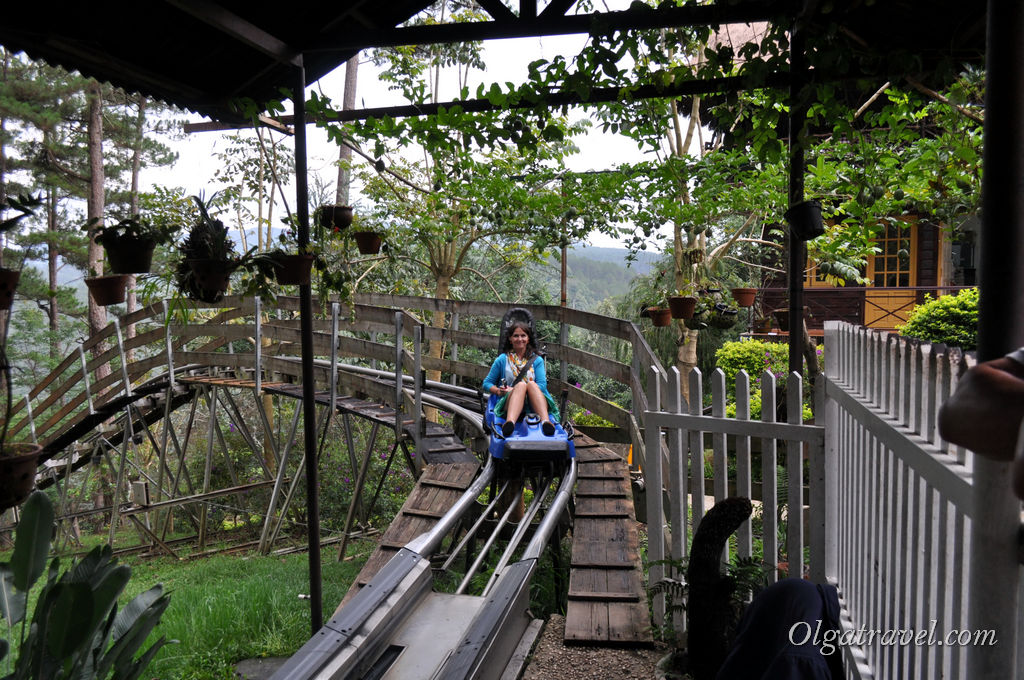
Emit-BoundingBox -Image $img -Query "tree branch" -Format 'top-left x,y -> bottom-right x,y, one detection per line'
460,265 -> 505,300
905,76 -> 985,124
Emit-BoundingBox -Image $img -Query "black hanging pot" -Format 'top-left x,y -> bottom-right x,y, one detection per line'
785,199 -> 825,241
316,205 -> 354,231
104,234 -> 157,274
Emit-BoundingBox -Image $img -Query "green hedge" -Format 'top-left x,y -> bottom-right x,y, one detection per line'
714,340 -> 790,392
898,287 -> 978,351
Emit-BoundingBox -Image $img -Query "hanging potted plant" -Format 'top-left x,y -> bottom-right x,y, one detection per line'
649,306 -> 673,327
710,302 -> 740,329
667,283 -> 700,319
265,226 -> 319,286
174,194 -> 247,303
84,269 -> 130,306
0,191 -> 43,510
352,230 -> 383,255
83,213 -> 178,274
0,193 -> 42,311
730,287 -> 757,308
316,204 -> 354,232
785,198 -> 825,241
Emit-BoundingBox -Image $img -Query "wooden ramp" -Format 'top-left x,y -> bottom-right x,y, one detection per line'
337,460 -> 480,611
265,387 -> 479,466
564,436 -> 652,645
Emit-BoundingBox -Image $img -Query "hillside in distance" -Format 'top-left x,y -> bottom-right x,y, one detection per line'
535,246 -> 660,312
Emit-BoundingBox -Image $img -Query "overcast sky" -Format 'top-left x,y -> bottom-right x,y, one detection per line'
144,30 -> 664,250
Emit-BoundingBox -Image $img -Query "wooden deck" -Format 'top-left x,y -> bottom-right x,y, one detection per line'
336,460 -> 480,612
564,436 -> 652,645
264,387 -> 479,466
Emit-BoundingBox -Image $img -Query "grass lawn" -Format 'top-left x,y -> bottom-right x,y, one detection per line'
115,541 -> 372,680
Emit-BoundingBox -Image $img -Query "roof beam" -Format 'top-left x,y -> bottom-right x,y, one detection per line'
539,0 -> 579,20
307,1 -> 782,52
165,0 -> 302,66
475,0 -> 517,22
184,70 -> 789,133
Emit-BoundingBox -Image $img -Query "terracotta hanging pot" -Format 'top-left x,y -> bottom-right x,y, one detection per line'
317,205 -> 354,231
0,443 -> 43,512
272,253 -> 315,285
650,307 -> 672,327
730,287 -> 757,308
667,295 -> 698,319
104,234 -> 157,274
85,274 -> 130,306
352,231 -> 383,255
0,268 -> 20,310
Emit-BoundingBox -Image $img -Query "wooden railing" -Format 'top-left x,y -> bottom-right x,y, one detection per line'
9,294 -> 661,474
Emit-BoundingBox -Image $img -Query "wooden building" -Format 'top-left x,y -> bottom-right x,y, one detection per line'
759,215 -> 972,332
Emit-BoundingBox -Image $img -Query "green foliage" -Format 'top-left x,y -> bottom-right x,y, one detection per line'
723,389 -> 813,422
570,405 -> 616,428
0,491 -> 170,680
114,546 -> 368,680
714,340 -> 790,392
716,340 -> 820,421
898,287 -> 978,350
0,194 -> 42,235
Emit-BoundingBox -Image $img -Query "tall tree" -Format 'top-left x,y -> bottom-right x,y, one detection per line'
85,79 -> 106,339
309,1 -> 623,384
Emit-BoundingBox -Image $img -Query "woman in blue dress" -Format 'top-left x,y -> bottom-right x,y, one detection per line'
483,321 -> 559,437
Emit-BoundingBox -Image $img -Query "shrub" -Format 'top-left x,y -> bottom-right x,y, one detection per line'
714,340 -> 790,392
898,287 -> 978,351
724,390 -> 814,422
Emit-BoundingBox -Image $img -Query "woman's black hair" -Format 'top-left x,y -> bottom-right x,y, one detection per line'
501,321 -> 537,355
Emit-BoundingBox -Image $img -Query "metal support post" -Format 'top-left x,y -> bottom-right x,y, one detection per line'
254,296 -> 262,394
968,2 -> 1024,676
293,61 -> 323,633
79,347 -> 94,414
787,19 -> 807,377
394,312 -> 404,437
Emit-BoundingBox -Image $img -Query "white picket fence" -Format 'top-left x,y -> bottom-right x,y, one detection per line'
643,320 -> 1022,679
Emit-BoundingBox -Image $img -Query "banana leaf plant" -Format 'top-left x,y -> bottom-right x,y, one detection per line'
0,491 -> 172,679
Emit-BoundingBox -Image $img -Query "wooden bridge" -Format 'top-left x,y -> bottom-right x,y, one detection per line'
3,294 -> 659,648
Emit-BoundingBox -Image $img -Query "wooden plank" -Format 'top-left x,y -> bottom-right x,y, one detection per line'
338,459 -> 479,610
607,602 -> 652,644
572,518 -> 634,543
400,507 -> 447,520
566,442 -> 650,645
567,591 -> 641,602
564,601 -> 606,643
569,567 -> 643,596
571,545 -> 638,568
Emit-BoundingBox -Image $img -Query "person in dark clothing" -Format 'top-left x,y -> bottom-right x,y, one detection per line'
715,578 -> 845,680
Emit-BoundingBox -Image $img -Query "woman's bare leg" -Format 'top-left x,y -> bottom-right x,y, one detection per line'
504,381 -> 529,424
525,381 -> 549,420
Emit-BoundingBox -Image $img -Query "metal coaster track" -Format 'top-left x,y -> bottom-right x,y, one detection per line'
4,294 -> 659,674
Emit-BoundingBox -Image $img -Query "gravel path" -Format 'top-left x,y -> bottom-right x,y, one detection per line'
522,614 -> 668,680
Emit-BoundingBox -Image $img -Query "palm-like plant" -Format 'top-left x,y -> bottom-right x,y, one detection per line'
174,194 -> 239,302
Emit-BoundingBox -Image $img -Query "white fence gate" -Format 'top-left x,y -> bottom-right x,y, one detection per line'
643,320 -> 1022,679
